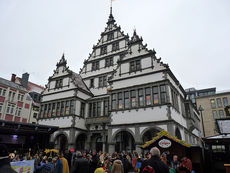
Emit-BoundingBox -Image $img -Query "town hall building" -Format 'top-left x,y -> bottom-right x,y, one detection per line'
38,9 -> 201,153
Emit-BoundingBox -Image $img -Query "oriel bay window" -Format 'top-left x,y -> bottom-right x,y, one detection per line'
48,104 -> 51,117
65,101 -> 70,115
145,88 -> 151,106
104,100 -> 109,116
70,100 -> 75,114
112,94 -> 117,110
153,86 -> 159,104
51,103 -> 56,117
97,102 -> 101,116
80,102 -> 85,117
44,105 -> 47,118
93,103 -> 97,117
160,85 -> 167,104
56,103 -> 60,116
60,102 -> 64,116
124,91 -> 130,108
138,89 -> 144,107
118,92 -> 123,109
131,90 -> 137,107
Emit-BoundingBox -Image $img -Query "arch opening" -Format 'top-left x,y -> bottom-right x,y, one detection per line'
76,133 -> 87,152
142,128 -> 160,143
55,134 -> 68,153
115,131 -> 135,153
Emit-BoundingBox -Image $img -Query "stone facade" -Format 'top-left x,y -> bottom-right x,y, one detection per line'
196,91 -> 230,137
38,11 -> 201,153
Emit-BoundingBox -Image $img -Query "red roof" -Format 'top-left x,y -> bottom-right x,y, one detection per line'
16,77 -> 44,93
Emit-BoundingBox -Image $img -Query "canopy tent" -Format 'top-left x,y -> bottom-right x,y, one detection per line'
141,130 -> 191,159
141,130 -> 191,149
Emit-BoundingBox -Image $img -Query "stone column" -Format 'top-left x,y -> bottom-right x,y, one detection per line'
86,134 -> 91,150
108,143 -> 115,153
135,142 -> 143,155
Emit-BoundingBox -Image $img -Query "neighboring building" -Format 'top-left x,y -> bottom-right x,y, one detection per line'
14,73 -> 44,123
38,10 -> 201,153
196,91 -> 230,137
185,87 -> 216,105
0,77 -> 32,123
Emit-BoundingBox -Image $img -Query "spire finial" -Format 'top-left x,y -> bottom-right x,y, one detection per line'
110,0 -> 114,15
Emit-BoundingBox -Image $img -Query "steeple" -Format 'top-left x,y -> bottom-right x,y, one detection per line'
56,53 -> 67,67
107,0 -> 115,25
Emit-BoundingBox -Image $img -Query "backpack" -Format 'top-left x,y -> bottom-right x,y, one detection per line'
142,165 -> 155,173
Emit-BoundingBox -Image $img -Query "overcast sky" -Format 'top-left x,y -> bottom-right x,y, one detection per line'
0,0 -> 229,91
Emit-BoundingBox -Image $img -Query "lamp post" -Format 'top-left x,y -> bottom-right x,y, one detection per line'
199,105 -> 205,138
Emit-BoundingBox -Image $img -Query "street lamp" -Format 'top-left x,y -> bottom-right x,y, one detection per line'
199,105 -> 205,138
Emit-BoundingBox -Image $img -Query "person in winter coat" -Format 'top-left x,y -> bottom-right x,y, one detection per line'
0,144 -> 17,173
53,155 -> 63,173
121,154 -> 131,173
145,147 -> 169,173
70,151 -> 90,173
41,157 -> 55,173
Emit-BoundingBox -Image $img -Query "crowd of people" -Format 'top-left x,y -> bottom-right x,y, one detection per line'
0,144 -> 195,173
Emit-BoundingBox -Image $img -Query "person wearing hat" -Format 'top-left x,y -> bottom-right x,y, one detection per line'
0,144 -> 17,173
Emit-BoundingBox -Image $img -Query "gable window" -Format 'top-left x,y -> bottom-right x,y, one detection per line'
105,57 -> 113,67
90,78 -> 94,88
145,88 -> 151,106
55,79 -> 63,88
217,98 -> 222,108
223,97 -> 228,107
112,42 -> 119,51
118,92 -> 123,109
138,89 -> 144,106
130,60 -> 141,72
210,99 -> 216,109
99,76 -> 107,87
100,46 -> 107,55
131,90 -> 137,107
92,61 -> 100,71
112,94 -> 117,110
153,86 -> 159,104
160,85 -> 167,104
107,32 -> 114,41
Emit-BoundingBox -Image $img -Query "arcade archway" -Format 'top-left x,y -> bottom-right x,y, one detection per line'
55,134 -> 68,152
76,133 -> 87,152
115,131 -> 135,152
142,128 -> 160,143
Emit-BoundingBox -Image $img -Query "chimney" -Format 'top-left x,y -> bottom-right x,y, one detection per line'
22,72 -> 29,88
11,74 -> 16,82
